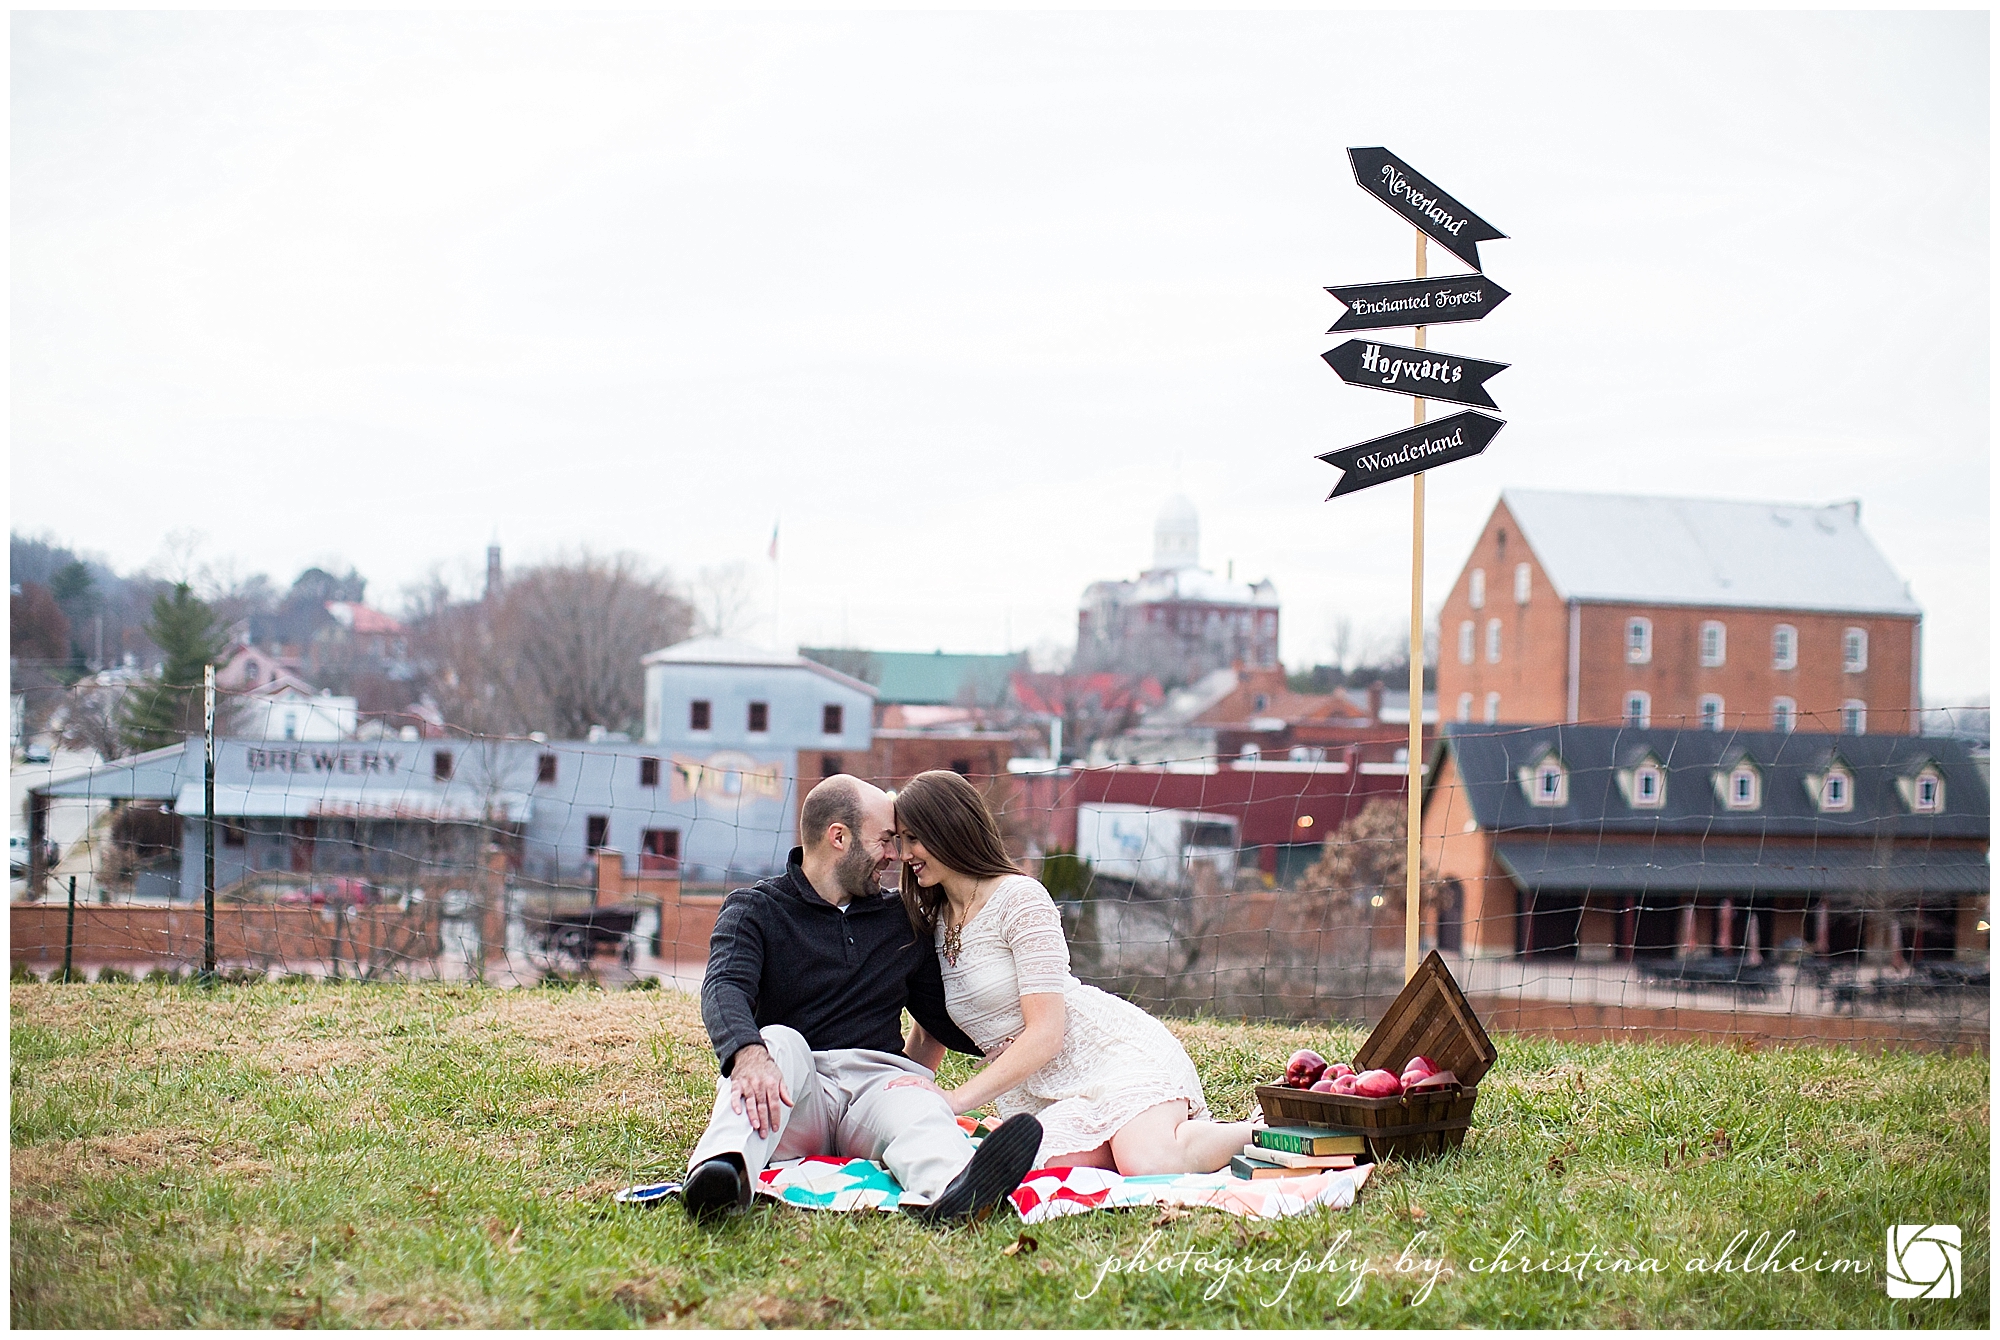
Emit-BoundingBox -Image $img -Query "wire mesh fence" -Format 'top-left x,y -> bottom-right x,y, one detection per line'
10,680 -> 1990,1051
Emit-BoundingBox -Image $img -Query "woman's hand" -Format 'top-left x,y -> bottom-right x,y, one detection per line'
933,994 -> 1064,1116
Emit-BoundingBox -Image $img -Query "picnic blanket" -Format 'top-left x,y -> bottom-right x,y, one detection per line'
752,1156 -> 1371,1222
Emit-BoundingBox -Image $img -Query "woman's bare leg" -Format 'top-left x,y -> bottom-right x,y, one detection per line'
1049,1141 -> 1117,1170
1108,1101 -> 1257,1175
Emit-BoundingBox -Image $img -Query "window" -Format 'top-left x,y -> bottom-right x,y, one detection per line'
243,658 -> 259,682
1485,619 -> 1502,664
1633,764 -> 1664,808
639,756 -> 660,787
1483,691 -> 1501,724
690,700 -> 711,731
822,703 -> 844,735
820,754 -> 842,779
1626,617 -> 1652,664
1253,693 -> 1270,713
1624,691 -> 1650,728
1771,698 -> 1795,734
586,815 -> 610,852
747,701 -> 769,733
1904,768 -> 1945,814
640,828 -> 680,873
1514,562 -> 1532,605
1699,621 -> 1726,667
1239,743 -> 1261,763
1719,765 -> 1760,810
1772,624 -> 1797,670
282,711 -> 298,742
1469,567 -> 1485,609
1813,767 -> 1853,813
433,750 -> 454,782
1527,758 -> 1567,807
1456,692 -> 1472,723
1842,627 -> 1868,672
1842,700 -> 1866,735
1699,695 -> 1724,731
537,753 -> 557,784
1458,621 -> 1474,665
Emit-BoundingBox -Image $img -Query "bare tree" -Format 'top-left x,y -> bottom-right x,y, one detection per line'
408,550 -> 694,739
688,562 -> 762,640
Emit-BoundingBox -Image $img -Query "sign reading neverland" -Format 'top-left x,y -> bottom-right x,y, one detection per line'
1346,146 -> 1506,272
1316,410 -> 1505,498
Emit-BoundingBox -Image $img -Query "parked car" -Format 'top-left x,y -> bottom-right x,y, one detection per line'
22,741 -> 52,764
9,833 -> 29,878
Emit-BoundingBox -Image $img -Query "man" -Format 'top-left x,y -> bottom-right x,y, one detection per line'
683,773 -> 1042,1225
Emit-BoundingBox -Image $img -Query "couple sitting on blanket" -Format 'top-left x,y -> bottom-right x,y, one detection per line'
682,769 -> 1257,1225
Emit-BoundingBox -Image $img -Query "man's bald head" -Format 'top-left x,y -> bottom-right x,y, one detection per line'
801,774 -> 885,853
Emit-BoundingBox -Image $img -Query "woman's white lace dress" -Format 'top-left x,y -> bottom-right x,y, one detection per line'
939,874 -> 1211,1163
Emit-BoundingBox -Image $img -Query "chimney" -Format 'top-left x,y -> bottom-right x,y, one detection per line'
485,545 -> 503,602
1369,679 -> 1385,723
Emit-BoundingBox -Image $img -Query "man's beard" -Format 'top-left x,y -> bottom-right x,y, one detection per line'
834,841 -> 880,902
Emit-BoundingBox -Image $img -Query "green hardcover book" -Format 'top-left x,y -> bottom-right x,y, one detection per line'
1253,1125 -> 1366,1156
1229,1154 -> 1321,1180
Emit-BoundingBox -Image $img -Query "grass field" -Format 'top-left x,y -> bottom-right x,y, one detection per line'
9,980 -> 1989,1328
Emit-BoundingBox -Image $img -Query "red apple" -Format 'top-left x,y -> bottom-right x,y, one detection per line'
1308,1076 -> 1339,1093
1353,1069 -> 1402,1098
1330,1073 -> 1360,1095
1284,1049 -> 1328,1088
1329,1062 -> 1355,1080
1400,1055 -> 1438,1080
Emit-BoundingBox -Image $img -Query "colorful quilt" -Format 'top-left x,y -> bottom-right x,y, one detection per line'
750,1156 -> 1371,1221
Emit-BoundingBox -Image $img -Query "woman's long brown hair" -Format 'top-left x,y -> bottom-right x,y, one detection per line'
894,769 -> 1022,938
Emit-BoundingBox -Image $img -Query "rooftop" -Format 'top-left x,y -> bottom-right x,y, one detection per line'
1499,489 -> 1921,616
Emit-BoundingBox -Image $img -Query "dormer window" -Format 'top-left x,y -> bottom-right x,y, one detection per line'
1714,759 -> 1761,811
1699,621 -> 1727,667
1898,765 -> 1946,814
1626,617 -> 1652,664
1469,567 -> 1486,609
1615,754 -> 1667,809
1518,751 -> 1568,807
1808,764 -> 1854,813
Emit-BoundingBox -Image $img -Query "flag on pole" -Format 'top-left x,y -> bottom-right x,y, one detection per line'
768,521 -> 779,561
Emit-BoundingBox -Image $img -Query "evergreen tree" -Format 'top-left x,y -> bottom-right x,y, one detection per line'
119,583 -> 227,753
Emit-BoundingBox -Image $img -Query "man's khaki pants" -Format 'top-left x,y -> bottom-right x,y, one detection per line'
686,1025 -> 973,1203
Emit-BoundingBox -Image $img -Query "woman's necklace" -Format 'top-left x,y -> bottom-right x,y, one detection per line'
941,878 -> 992,967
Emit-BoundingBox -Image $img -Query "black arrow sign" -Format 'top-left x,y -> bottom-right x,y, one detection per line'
1319,411 -> 1505,499
1347,147 -> 1506,272
1321,338 -> 1508,410
1327,274 -> 1510,333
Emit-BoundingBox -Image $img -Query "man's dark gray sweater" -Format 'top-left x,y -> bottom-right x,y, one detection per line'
699,847 -> 979,1075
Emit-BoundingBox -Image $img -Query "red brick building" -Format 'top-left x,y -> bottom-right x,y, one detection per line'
1437,492 -> 1922,735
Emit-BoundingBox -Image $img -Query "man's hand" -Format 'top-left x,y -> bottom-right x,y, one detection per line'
728,1044 -> 792,1137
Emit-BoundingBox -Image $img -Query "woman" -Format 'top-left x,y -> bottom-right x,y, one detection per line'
889,769 -> 1254,1175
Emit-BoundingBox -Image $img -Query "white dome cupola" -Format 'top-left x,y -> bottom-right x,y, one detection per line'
1152,494 -> 1200,571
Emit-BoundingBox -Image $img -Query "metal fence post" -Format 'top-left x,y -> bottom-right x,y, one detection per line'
203,664 -> 217,984
62,874 -> 77,981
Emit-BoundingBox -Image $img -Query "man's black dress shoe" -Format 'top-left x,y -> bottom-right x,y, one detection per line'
904,1114 -> 1043,1227
683,1155 -> 751,1224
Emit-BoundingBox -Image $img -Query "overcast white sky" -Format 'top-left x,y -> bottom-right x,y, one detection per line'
10,10 -> 1990,702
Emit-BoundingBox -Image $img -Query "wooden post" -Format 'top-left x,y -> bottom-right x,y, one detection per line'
1405,231 -> 1427,982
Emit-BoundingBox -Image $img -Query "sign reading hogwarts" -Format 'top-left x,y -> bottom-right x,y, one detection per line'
1321,338 -> 1508,411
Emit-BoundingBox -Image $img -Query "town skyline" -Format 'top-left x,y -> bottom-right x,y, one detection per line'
12,10 -> 1988,702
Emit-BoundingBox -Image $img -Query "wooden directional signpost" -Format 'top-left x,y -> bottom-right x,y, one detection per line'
1322,147 -> 1509,981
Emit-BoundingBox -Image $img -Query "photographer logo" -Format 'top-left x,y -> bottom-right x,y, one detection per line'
1886,1225 -> 1959,1299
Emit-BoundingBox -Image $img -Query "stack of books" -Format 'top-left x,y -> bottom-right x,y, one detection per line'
1229,1125 -> 1366,1179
